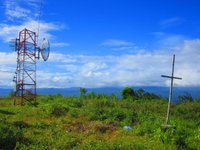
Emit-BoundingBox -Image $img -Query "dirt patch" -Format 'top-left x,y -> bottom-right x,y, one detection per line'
95,122 -> 119,133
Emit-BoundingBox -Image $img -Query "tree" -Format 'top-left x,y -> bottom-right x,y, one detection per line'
143,92 -> 160,99
121,87 -> 135,100
178,93 -> 193,103
136,88 -> 145,98
80,87 -> 87,98
195,96 -> 200,102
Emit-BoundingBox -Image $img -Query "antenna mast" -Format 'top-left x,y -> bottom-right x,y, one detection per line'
13,29 -> 37,105
12,28 -> 50,105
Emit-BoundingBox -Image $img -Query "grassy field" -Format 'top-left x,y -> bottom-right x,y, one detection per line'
0,92 -> 200,149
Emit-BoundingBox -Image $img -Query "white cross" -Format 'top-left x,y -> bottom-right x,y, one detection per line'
161,54 -> 182,126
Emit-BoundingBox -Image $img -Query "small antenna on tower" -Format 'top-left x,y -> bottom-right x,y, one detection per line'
36,0 -> 43,43
9,38 -> 19,51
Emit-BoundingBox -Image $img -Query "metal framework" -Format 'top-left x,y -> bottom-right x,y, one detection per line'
13,28 -> 37,105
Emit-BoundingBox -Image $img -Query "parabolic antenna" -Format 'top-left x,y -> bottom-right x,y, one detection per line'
9,38 -> 19,51
40,38 -> 50,61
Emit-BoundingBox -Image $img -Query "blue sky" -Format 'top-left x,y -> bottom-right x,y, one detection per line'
0,0 -> 200,88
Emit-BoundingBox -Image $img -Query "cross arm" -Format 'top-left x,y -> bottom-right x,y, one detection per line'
161,75 -> 182,80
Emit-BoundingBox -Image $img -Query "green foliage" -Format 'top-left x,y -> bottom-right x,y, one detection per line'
67,97 -> 83,108
195,96 -> 200,102
50,104 -> 69,117
135,88 -> 145,98
143,92 -> 160,99
80,87 -> 87,98
178,93 -> 194,103
174,102 -> 200,120
69,108 -> 79,118
121,87 -> 135,99
121,87 -> 160,100
0,90 -> 200,149
13,121 -> 29,129
112,107 -> 126,122
0,120 -> 29,149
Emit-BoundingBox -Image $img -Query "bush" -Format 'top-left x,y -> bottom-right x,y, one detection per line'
51,104 -> 69,117
121,87 -> 135,100
80,87 -> 87,98
13,121 -> 29,129
129,111 -> 139,124
178,93 -> 193,103
112,108 -> 126,122
67,97 -> 83,108
143,92 -> 160,100
69,108 -> 79,118
0,123 -> 29,149
195,96 -> 200,102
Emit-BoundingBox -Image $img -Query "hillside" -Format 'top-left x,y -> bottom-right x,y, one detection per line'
0,92 -> 200,149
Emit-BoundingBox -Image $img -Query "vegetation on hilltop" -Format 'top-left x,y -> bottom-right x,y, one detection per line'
0,87 -> 200,149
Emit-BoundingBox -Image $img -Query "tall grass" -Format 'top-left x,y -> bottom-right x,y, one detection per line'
0,92 -> 200,149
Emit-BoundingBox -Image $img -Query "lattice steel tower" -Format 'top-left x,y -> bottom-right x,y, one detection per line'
13,28 -> 50,105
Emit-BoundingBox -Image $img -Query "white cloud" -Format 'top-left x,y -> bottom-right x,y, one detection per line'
0,0 -> 66,43
175,68 -> 200,86
48,53 -> 78,63
0,52 -> 16,65
6,6 -> 31,19
47,39 -> 200,88
0,52 -> 16,88
51,42 -> 70,47
158,35 -> 187,48
151,32 -> 165,37
159,17 -> 183,28
102,39 -> 135,47
4,0 -> 40,20
1,39 -> 200,88
0,19 -> 62,42
36,71 -> 73,88
26,0 -> 41,8
101,39 -> 136,52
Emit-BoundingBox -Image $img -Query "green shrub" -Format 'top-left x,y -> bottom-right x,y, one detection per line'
67,97 -> 83,108
75,139 -> 147,150
13,121 -> 29,129
143,92 -> 160,100
121,87 -> 135,100
129,111 -> 139,124
114,110 -> 126,122
33,121 -> 49,129
51,104 -> 69,117
47,94 -> 54,101
1,92 -> 200,149
80,87 -> 87,98
178,93 -> 193,103
195,96 -> 200,102
0,123 -> 30,149
69,108 -> 79,118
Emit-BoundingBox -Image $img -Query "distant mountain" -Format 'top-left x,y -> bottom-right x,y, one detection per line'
0,86 -> 200,102
0,89 -> 13,97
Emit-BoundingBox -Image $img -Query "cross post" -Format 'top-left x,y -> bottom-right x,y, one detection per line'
161,54 -> 182,127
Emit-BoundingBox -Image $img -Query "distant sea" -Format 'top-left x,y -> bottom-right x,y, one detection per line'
0,86 -> 200,102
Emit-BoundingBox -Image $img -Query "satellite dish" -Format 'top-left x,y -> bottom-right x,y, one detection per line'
9,38 -> 19,51
40,38 -> 50,61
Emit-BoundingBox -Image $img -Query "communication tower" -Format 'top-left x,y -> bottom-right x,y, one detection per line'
12,28 -> 50,105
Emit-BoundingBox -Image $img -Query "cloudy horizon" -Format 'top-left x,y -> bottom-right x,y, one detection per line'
0,0 -> 200,88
